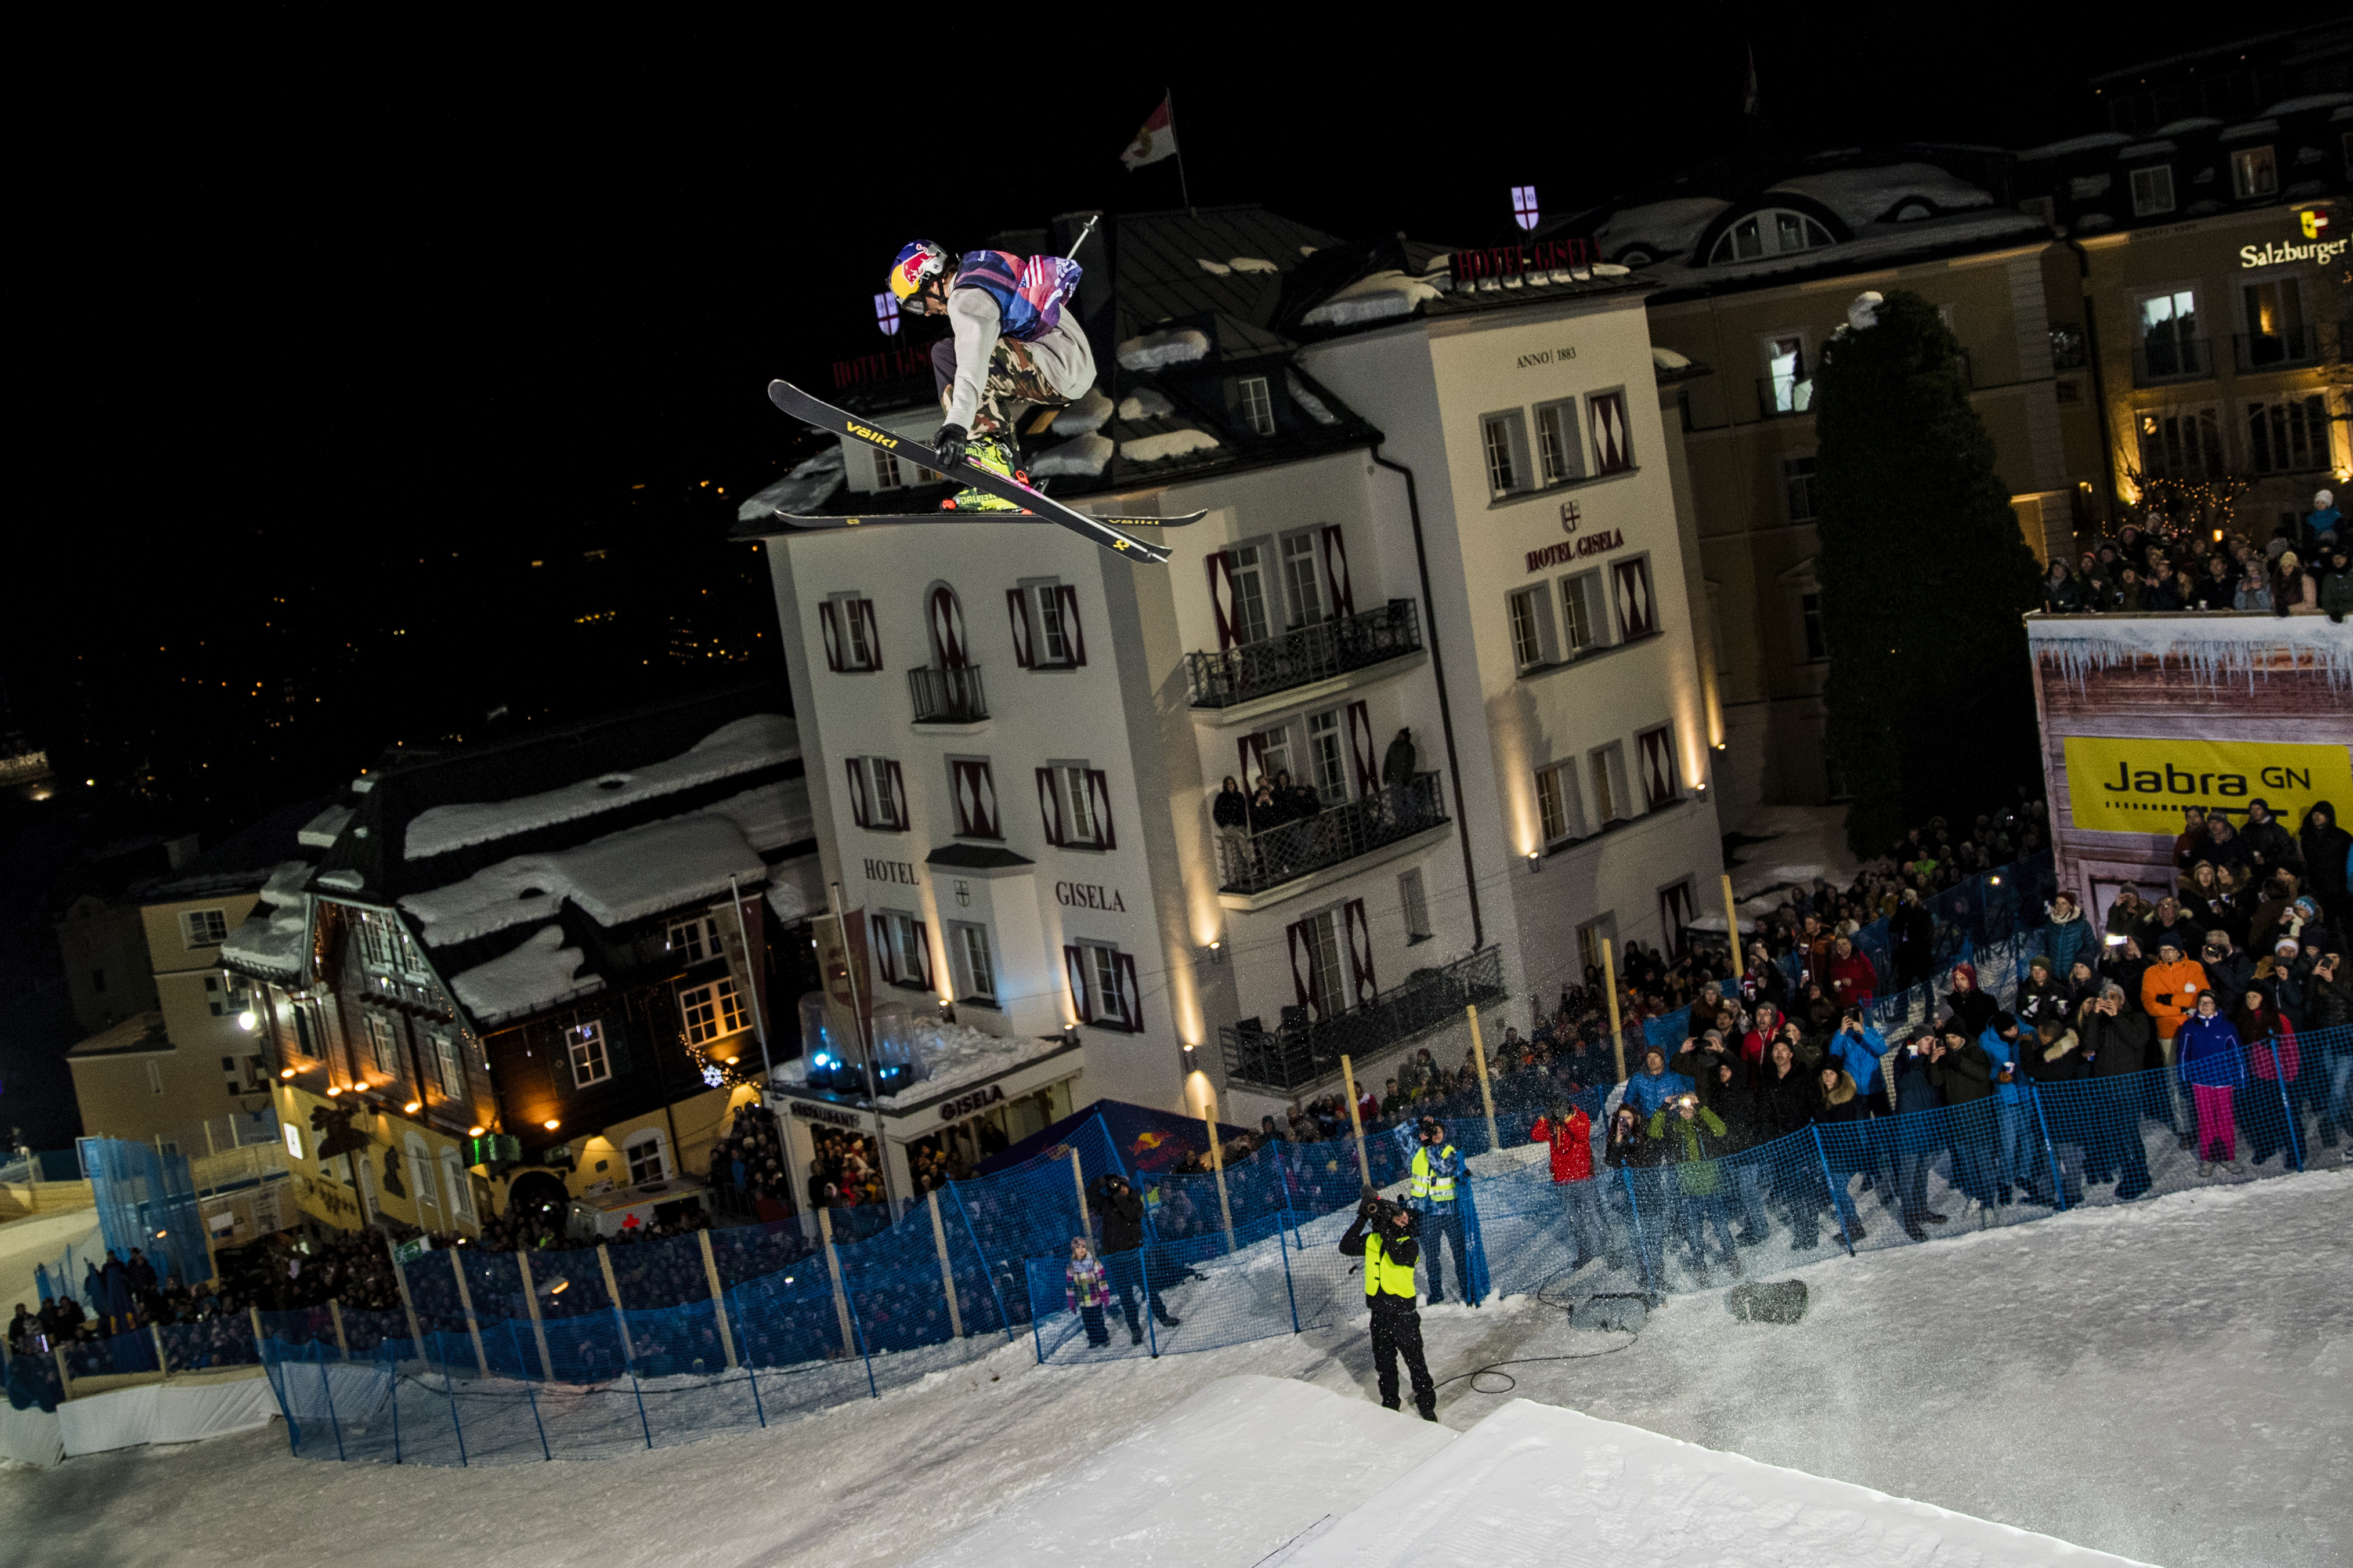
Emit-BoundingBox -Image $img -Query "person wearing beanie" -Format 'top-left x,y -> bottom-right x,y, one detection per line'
1944,962 -> 1998,1038
2018,955 -> 2069,1028
2175,991 -> 2244,1175
1338,1190 -> 1438,1421
1065,1236 -> 1112,1347
2303,487 -> 2341,558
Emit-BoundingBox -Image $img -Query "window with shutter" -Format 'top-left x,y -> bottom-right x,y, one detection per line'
1083,769 -> 1115,850
1286,920 -> 1315,1012
1064,944 -> 1091,1022
1050,584 -> 1086,666
1035,767 -> 1066,845
1636,726 -> 1678,810
1658,881 -> 1696,958
1610,556 -> 1656,640
927,585 -> 967,668
1343,898 -> 1376,1008
1004,589 -> 1033,667
949,758 -> 1000,838
1318,526 -> 1355,618
1111,951 -> 1142,1033
1345,701 -> 1379,796
883,760 -> 907,829
870,914 -> 898,984
1588,390 -> 1632,474
1206,553 -> 1241,650
819,601 -> 843,671
821,595 -> 882,672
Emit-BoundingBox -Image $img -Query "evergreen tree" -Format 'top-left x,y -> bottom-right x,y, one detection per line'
1813,290 -> 2043,856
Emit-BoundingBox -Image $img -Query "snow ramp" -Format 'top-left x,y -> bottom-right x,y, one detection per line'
1283,1396 -> 2157,1568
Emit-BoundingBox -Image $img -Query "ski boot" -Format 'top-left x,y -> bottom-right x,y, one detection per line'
941,436 -> 1028,512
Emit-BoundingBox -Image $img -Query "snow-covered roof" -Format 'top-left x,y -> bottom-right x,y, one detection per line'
737,448 -> 844,524
1766,164 -> 1993,226
1300,270 -> 1444,328
1119,427 -> 1223,465
1642,209 -> 2045,294
2262,94 -> 2351,117
872,1020 -> 1076,1109
298,805 -> 353,849
2027,614 -> 2353,691
1030,433 -> 1112,477
2018,132 -> 2131,161
1652,346 -> 1693,371
1050,388 -> 1113,436
399,813 -> 772,948
449,923 -> 603,1027
765,856 -> 825,924
403,714 -> 797,860
1286,374 -> 1337,426
219,858 -> 316,979
1116,328 -> 1210,371
1116,387 -> 1175,421
1593,197 -> 1728,262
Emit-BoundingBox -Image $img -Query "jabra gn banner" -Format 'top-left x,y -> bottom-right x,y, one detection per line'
2062,736 -> 2352,834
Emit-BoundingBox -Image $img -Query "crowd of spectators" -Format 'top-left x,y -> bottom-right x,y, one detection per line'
2036,495 -> 2352,621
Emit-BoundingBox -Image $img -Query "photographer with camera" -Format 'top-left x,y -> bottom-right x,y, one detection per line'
1409,1117 -> 1476,1306
1339,1189 -> 1438,1421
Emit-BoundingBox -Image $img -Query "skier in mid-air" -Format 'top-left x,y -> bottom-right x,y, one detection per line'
886,238 -> 1094,510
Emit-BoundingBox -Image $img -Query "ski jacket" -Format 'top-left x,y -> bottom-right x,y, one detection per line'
2141,957 -> 2210,1039
1339,1209 -> 1421,1300
2081,1009 -> 2154,1077
953,249 -> 1081,343
1978,1024 -> 2033,1105
2044,912 -> 2097,979
1528,1110 -> 1594,1182
1622,1067 -> 1694,1118
1409,1143 -> 1463,1209
1065,1254 -> 1111,1310
1828,1025 -> 1889,1102
2174,1012 -> 2244,1088
1644,1106 -> 1730,1196
1827,948 -> 1878,1011
941,251 -> 1091,430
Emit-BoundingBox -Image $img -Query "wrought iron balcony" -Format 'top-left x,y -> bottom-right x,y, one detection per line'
1184,600 -> 1422,710
909,664 -> 987,724
2131,337 -> 2211,386
1220,945 -> 1505,1093
1215,772 -> 1447,896
2233,326 -> 2320,373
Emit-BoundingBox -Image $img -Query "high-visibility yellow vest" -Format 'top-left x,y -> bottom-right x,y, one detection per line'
1410,1145 -> 1458,1204
1364,1231 -> 1417,1299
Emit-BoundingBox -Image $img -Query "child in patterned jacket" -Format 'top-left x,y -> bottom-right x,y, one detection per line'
1065,1236 -> 1111,1346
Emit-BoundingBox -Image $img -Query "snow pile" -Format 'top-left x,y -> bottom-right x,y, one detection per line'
403,714 -> 798,860
315,868 -> 364,892
2019,131 -> 2132,160
1651,345 -> 1692,371
1286,373 -> 1338,425
449,923 -> 602,1025
738,448 -> 844,523
1029,433 -> 1114,477
703,781 -> 813,852
1195,258 -> 1231,276
915,1375 -> 1451,1567
1049,387 -> 1113,436
1119,427 -> 1221,465
876,1019 -> 1073,1107
764,856 -> 825,924
1228,256 -> 1278,274
1115,387 -> 1174,421
221,860 -> 317,977
399,814 -> 769,947
1116,328 -> 1210,371
1302,270 -> 1442,327
2028,614 -> 2353,691
1769,163 -> 1993,226
1595,195 -> 1728,262
297,805 -> 352,849
1285,1399 -> 2149,1568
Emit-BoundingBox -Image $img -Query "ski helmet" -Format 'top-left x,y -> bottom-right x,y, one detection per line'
888,240 -> 949,304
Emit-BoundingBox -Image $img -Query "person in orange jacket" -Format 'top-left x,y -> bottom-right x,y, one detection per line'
1528,1102 -> 1606,1269
2139,931 -> 2211,1055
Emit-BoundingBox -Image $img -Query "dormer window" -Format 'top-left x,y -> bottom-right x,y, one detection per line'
1708,209 -> 1835,265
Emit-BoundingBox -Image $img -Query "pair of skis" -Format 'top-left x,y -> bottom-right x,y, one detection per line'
765,381 -> 1197,563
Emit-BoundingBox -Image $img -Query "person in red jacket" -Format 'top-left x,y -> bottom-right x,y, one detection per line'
1529,1102 -> 1606,1269
1827,935 -> 1879,1012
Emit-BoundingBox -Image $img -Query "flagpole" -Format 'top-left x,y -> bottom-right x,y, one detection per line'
1166,86 -> 1193,213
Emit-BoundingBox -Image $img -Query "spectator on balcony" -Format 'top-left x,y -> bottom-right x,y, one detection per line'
1383,729 -> 1416,789
2105,884 -> 2149,938
2303,488 -> 2341,556
1213,776 -> 1249,854
2321,545 -> 2353,622
2137,895 -> 2201,956
2039,559 -> 2083,612
2191,555 -> 2236,612
2016,956 -> 2068,1029
2200,930 -> 2253,1003
2232,559 -> 2274,611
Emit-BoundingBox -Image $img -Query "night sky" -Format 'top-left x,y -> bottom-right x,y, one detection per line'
19,13 -> 2335,821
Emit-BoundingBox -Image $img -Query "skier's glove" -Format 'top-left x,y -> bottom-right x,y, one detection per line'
932,423 -> 968,469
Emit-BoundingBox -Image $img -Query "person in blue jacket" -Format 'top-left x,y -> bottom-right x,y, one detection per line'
2175,990 -> 2246,1175
1828,1009 -> 1895,1205
2043,892 -> 2098,985
1622,1044 -> 1695,1118
1977,1013 -> 2054,1205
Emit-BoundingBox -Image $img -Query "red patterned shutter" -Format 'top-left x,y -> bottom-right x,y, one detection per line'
1004,589 -> 1033,668
1035,768 -> 1065,845
856,599 -> 883,668
910,921 -> 934,988
1319,527 -> 1356,618
1237,733 -> 1268,788
1345,701 -> 1378,796
869,915 -> 896,983
1589,392 -> 1629,473
818,602 -> 843,672
1083,769 -> 1115,850
1612,559 -> 1655,639
883,761 -> 906,828
1053,584 -> 1087,667
1286,921 -> 1315,1011
1638,729 -> 1675,809
1064,945 -> 1091,1022
845,760 -> 870,828
928,586 -> 967,668
973,761 -> 998,836
1343,898 -> 1376,1006
1206,553 -> 1239,650
1112,952 -> 1142,1033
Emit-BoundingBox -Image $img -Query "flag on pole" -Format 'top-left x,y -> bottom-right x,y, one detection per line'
1121,96 -> 1177,169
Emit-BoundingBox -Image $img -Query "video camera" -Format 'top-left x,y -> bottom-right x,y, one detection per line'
1358,1190 -> 1407,1225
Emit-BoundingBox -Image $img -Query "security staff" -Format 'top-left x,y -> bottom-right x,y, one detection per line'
1339,1191 -> 1438,1421
1409,1117 -> 1475,1305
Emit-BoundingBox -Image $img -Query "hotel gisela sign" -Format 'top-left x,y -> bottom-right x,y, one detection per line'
2061,737 -> 2351,832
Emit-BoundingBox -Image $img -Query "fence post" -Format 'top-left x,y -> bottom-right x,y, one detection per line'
597,1242 -> 634,1372
1203,1095 -> 1237,1256
1602,940 -> 1626,1082
2028,1085 -> 2068,1212
526,1382 -> 552,1461
1339,1055 -> 1372,1189
697,1227 -> 741,1368
152,1324 -> 169,1377
317,1352 -> 346,1463
389,1344 -> 402,1464
946,1182 -> 1015,1342
444,1360 -> 468,1466
744,1321 -> 768,1427
1276,1198 -> 1302,1334
330,1299 -> 349,1361
2275,1036 -> 2305,1172
1812,1126 -> 1856,1257
447,1249 -> 490,1380
1466,1004 -> 1500,1154
630,1368 -> 654,1450
392,1250 -> 425,1359
1069,1147 -> 1091,1236
249,1304 -> 266,1362
817,1208 -> 858,1362
513,1249 -> 555,1380
1618,1166 -> 1656,1298
925,1189 -> 966,1339
1722,874 -> 1744,979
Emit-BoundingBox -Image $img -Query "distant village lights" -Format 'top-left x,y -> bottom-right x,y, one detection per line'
1511,186 -> 1539,230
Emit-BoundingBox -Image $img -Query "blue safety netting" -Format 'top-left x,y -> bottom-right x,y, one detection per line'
77,1136 -> 208,1290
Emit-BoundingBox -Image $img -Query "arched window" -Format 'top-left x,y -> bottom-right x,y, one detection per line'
927,584 -> 967,669
1708,209 -> 1837,265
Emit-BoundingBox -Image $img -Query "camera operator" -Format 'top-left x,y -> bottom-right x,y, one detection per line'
1339,1190 -> 1438,1422
1409,1117 -> 1476,1305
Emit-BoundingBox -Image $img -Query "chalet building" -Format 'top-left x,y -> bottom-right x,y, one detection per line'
1541,25 -> 2349,823
217,686 -> 821,1239
740,205 -> 1726,1152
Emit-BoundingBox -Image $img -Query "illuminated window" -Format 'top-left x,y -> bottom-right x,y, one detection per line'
2229,146 -> 2276,201
365,1013 -> 399,1077
666,916 -> 722,962
1236,375 -> 1275,436
2137,289 -> 2203,378
182,909 -> 228,948
430,1030 -> 465,1099
1708,209 -> 1834,265
568,1021 -> 612,1088
679,978 -> 747,1045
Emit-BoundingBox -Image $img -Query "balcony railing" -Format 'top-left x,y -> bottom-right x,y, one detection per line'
909,665 -> 986,723
2131,337 -> 2211,386
1215,772 -> 1447,896
2233,325 -> 2321,373
1220,945 -> 1505,1093
1755,375 -> 1815,418
1185,599 -> 1422,710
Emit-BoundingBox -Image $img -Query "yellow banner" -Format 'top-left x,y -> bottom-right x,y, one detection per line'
2062,736 -> 2351,834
